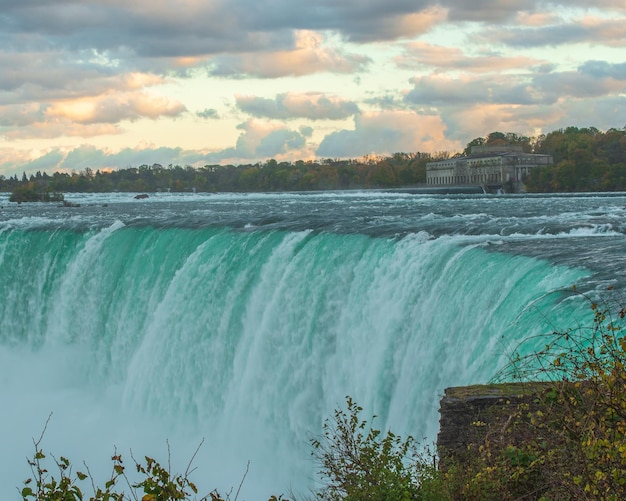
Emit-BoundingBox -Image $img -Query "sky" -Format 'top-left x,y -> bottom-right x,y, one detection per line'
1,0 -> 625,177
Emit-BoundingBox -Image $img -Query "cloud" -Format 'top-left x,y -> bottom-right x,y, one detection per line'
0,63 -> 186,139
440,0 -> 533,22
433,103 -> 554,144
209,31 -> 370,78
0,1 -> 448,66
479,16 -> 626,48
531,66 -> 626,102
515,11 -> 561,27
405,74 -> 540,106
2,122 -> 313,176
0,103 -> 44,127
327,6 -> 447,42
45,91 -> 186,125
395,42 -> 545,73
551,96 -> 626,132
204,119 -> 310,163
557,0 -> 626,12
4,122 -> 121,140
236,92 -> 359,120
196,108 -> 220,119
579,60 -> 626,79
440,95 -> 626,147
1,143 -> 208,176
405,60 -> 626,109
59,144 -> 197,170
1,0 -> 626,176
2,2 -> 623,71
317,111 -> 459,157
0,49 -> 116,98
0,147 -> 67,177
1,90 -> 186,140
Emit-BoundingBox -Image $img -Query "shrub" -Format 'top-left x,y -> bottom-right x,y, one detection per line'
310,396 -> 442,500
442,286 -> 626,500
20,420 -> 271,501
9,185 -> 64,203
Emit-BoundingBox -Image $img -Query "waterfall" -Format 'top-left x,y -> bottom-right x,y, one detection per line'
0,223 -> 590,498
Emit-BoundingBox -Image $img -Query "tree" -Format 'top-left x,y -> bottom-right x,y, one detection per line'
311,397 -> 441,500
463,137 -> 485,156
486,131 -> 507,144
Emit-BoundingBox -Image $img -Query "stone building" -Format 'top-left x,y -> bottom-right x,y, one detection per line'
426,145 -> 553,193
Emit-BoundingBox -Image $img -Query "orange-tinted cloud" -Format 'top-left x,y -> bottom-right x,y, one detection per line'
209,31 -> 369,78
317,111 -> 460,157
45,92 -> 186,125
396,42 -> 544,73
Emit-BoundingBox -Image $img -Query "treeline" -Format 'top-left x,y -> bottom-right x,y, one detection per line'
0,153 -> 432,197
525,126 -> 626,192
2,126 -> 626,197
461,127 -> 626,192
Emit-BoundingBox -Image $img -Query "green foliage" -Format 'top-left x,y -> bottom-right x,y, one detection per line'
133,454 -> 199,501
442,286 -> 626,499
20,427 -> 283,501
9,183 -> 64,203
526,126 -> 626,192
463,131 -> 531,156
311,396 -> 442,500
3,154 -> 432,196
21,418 -> 125,501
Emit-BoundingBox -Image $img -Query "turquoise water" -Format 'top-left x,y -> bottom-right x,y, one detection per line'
0,191 -> 623,497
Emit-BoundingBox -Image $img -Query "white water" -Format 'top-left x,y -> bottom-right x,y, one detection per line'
1,192 -> 621,499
